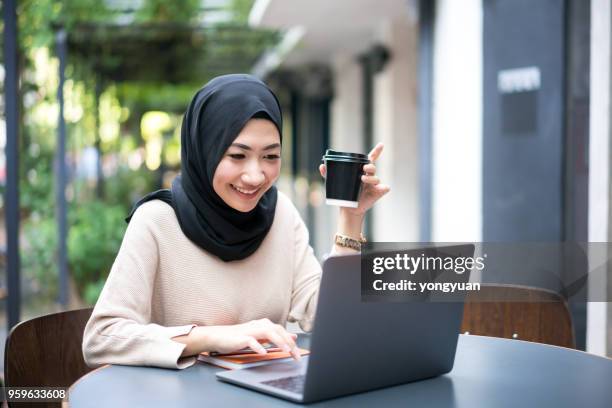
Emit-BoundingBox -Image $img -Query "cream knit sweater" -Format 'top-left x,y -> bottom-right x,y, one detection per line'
82,191 -> 322,369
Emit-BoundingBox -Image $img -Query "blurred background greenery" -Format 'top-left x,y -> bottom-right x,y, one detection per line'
3,0 -> 279,309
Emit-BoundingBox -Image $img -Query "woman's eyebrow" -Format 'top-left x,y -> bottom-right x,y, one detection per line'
231,143 -> 281,151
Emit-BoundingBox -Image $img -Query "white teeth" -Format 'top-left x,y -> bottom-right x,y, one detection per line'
232,185 -> 258,195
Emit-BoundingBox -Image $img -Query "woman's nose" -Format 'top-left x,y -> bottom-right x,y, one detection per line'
242,163 -> 265,186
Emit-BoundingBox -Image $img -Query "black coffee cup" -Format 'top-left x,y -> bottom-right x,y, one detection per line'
322,149 -> 370,207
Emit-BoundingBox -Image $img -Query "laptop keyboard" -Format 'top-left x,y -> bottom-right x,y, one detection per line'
261,375 -> 305,394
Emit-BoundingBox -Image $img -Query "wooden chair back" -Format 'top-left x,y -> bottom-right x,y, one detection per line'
4,308 -> 94,407
461,284 -> 575,348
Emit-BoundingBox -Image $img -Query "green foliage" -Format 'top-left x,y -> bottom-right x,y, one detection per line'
104,166 -> 158,209
22,201 -> 128,305
22,162 -> 156,305
229,0 -> 255,24
68,201 -> 127,304
22,217 -> 59,300
67,166 -> 156,305
18,0 -> 115,50
83,279 -> 107,306
20,149 -> 56,219
134,0 -> 202,23
116,82 -> 198,114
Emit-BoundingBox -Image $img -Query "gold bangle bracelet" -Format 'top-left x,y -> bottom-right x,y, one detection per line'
334,233 -> 366,251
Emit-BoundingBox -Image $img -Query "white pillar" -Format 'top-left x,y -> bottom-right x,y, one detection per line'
331,55 -> 364,152
587,0 -> 610,357
314,54 -> 367,255
431,0 -> 483,242
372,18 -> 420,241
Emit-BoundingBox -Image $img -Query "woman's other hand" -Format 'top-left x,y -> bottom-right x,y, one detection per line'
319,142 -> 390,217
174,318 -> 301,360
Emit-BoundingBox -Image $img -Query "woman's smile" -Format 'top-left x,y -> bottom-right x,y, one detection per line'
230,183 -> 262,199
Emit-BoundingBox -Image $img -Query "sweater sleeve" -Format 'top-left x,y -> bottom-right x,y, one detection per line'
287,207 -> 322,332
82,203 -> 196,370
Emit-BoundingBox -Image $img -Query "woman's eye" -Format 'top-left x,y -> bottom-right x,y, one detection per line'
265,154 -> 280,160
228,153 -> 245,159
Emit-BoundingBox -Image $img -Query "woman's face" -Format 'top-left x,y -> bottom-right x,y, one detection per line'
213,118 -> 281,212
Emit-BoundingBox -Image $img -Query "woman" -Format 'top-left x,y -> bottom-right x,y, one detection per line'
82,74 -> 389,369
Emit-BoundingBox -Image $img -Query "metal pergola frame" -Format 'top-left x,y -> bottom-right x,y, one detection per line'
3,0 -> 21,329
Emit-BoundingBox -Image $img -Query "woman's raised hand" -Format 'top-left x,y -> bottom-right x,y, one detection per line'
319,142 -> 391,216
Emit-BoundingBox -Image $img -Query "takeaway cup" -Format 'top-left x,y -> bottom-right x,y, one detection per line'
322,149 -> 370,208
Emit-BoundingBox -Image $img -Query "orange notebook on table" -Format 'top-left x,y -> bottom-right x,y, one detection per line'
198,348 -> 310,370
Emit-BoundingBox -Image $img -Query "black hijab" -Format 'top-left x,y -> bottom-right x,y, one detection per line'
126,74 -> 283,262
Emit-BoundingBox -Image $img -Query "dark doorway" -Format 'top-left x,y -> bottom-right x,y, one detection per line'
482,0 -> 589,349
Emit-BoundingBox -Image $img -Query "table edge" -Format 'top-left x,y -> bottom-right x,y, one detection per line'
459,334 -> 612,361
69,364 -> 111,393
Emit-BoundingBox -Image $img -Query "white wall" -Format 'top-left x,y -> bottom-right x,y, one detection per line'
587,0 -> 610,357
323,15 -> 420,248
431,0 -> 482,242
372,18 -> 420,242
306,53 -> 367,255
331,55 -> 364,153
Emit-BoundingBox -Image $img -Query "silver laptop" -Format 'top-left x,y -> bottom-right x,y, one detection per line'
216,245 -> 474,403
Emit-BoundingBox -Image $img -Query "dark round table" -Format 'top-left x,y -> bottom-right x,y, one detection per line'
70,334 -> 612,407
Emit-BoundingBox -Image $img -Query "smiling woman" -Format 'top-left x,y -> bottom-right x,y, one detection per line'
81,74 -> 390,370
213,118 -> 282,213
